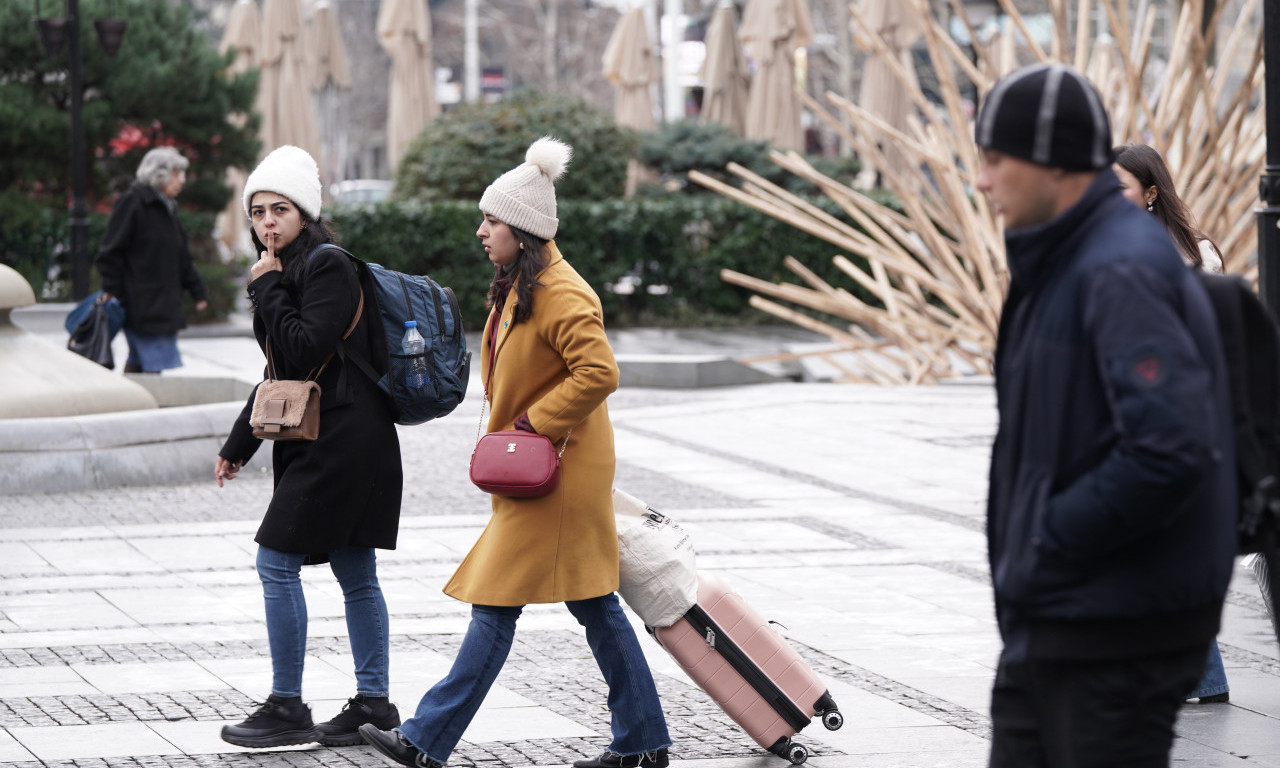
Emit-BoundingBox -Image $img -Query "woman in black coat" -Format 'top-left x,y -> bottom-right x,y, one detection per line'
214,145 -> 403,749
95,146 -> 209,372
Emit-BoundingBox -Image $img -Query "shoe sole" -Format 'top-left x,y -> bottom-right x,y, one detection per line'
319,732 -> 366,747
321,716 -> 401,747
220,726 -> 321,748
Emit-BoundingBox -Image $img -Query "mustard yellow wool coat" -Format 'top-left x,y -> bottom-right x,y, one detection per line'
444,243 -> 621,606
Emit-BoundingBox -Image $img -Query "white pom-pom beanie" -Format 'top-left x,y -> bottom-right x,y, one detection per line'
478,136 -> 572,239
242,145 -> 323,220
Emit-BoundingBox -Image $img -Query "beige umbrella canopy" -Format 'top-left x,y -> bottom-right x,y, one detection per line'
217,0 -> 265,251
740,0 -> 813,151
378,0 -> 437,174
309,1 -> 351,193
602,7 -> 658,132
700,2 -> 749,135
851,0 -> 922,185
259,0 -> 321,160
310,1 -> 351,91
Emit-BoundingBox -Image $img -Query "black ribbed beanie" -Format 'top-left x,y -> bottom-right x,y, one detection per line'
975,63 -> 1113,171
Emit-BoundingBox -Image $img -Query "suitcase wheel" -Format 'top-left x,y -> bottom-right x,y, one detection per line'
822,710 -> 843,731
786,743 -> 809,764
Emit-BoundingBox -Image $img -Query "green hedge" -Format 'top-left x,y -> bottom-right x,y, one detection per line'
329,196 -> 875,328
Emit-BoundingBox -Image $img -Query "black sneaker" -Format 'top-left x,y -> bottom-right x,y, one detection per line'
220,694 -> 321,748
1198,692 -> 1230,704
572,748 -> 669,768
359,724 -> 444,768
318,694 -> 402,746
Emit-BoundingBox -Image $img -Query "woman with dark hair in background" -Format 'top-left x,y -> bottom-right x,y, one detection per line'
1113,143 -> 1223,273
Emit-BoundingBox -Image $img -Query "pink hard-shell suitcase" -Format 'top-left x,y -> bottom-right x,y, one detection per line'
651,571 -> 843,764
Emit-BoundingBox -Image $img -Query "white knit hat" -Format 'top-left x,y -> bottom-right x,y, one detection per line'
478,137 -> 572,239
242,145 -> 323,220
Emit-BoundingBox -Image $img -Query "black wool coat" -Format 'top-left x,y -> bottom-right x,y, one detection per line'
220,244 -> 403,558
94,183 -> 208,335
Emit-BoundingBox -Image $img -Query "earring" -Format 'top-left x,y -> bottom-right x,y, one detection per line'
1146,199 -> 1154,212
519,242 -> 525,250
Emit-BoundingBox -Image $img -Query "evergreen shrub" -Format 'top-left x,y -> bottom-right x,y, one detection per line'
394,90 -> 636,202
330,196 -> 876,329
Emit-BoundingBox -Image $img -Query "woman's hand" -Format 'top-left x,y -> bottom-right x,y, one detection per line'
195,299 -> 209,312
215,456 -> 243,487
250,235 -> 283,280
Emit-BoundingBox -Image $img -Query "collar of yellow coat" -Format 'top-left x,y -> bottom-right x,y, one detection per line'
484,241 -> 564,391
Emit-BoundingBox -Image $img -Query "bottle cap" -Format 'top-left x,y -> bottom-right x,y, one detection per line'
404,320 -> 418,328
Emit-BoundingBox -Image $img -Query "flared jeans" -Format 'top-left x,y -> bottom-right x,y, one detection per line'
398,593 -> 670,764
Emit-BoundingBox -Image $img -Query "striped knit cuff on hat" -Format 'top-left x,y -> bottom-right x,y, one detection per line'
975,63 -> 1113,171
242,145 -> 323,220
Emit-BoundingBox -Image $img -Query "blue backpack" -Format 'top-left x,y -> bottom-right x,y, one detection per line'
314,245 -> 471,425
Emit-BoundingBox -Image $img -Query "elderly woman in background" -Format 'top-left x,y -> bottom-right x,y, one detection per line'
95,146 -> 209,373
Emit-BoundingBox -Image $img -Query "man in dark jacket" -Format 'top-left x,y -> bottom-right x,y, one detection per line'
977,63 -> 1236,767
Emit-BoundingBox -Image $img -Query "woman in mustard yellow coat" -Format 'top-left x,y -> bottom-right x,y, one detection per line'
360,138 -> 672,768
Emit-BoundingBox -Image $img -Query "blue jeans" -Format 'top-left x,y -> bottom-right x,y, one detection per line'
1189,639 -> 1229,699
398,593 -> 671,764
256,545 -> 390,698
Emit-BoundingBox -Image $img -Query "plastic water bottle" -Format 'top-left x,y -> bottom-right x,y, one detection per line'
402,320 -> 430,389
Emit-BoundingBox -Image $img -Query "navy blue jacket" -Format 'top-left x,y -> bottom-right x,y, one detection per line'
987,169 -> 1236,661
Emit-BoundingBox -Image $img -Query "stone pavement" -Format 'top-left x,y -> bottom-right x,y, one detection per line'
4,330 -> 1280,767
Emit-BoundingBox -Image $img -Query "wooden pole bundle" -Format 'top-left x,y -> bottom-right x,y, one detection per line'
694,0 -> 1264,384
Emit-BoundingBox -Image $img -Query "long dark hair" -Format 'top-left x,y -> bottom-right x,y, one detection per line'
485,225 -> 550,326
1112,143 -> 1219,270
248,208 -> 339,286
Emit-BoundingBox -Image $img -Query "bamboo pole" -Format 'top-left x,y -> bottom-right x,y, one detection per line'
698,0 -> 1263,386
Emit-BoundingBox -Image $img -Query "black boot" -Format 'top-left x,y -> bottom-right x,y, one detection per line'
359,724 -> 444,767
573,748 -> 669,768
220,694 -> 320,748
317,694 -> 402,746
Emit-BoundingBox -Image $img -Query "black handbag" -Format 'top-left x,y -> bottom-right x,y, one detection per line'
67,303 -> 115,369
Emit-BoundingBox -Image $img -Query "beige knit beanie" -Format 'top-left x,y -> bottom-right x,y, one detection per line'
478,137 -> 572,239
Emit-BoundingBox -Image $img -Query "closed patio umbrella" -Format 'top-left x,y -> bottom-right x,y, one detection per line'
602,6 -> 658,195
603,7 -> 658,131
310,0 -> 351,92
740,0 -> 813,151
217,0 -> 265,251
259,0 -> 321,159
852,0 -> 922,184
309,1 -> 351,192
700,1 -> 749,135
378,0 -> 437,173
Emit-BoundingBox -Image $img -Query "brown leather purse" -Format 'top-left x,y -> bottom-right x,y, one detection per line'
250,291 -> 364,441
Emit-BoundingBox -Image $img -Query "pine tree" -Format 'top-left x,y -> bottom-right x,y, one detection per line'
0,0 -> 258,214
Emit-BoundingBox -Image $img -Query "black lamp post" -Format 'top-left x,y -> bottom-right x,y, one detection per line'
1258,0 -> 1280,311
34,0 -> 126,301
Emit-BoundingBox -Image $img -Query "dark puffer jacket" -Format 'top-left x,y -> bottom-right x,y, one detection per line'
987,169 -> 1236,662
94,183 -> 208,335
